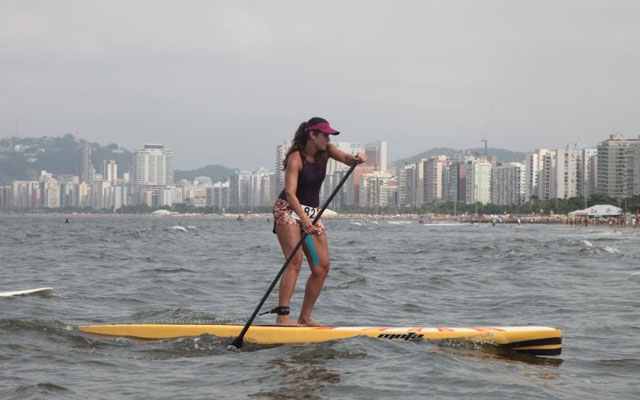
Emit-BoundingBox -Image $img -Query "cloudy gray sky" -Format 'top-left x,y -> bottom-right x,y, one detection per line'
2,1 -> 639,170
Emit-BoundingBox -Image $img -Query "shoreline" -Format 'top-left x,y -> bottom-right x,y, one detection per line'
0,211 -> 588,225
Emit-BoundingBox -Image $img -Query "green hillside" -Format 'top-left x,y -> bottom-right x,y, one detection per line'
394,147 -> 527,166
0,135 -> 133,185
0,135 -> 239,185
174,165 -> 239,182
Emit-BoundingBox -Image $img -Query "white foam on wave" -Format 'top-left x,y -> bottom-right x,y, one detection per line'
602,246 -> 620,254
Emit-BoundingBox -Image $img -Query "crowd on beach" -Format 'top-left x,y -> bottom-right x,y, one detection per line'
568,216 -> 639,228
206,211 -> 640,228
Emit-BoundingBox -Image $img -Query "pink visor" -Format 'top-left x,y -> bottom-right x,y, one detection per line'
305,122 -> 340,135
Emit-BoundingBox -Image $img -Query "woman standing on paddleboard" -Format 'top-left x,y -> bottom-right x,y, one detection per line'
272,117 -> 366,326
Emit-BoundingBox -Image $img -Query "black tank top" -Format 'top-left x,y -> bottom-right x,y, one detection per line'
278,157 -> 326,208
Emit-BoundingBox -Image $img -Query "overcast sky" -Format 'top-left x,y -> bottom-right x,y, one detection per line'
1,1 -> 639,170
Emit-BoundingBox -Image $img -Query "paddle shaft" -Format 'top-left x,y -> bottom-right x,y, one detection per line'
231,162 -> 358,348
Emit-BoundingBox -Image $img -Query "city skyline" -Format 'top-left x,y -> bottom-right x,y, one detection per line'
3,132 -> 640,212
2,2 -> 639,171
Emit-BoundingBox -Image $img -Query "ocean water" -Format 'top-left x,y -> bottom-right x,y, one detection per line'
1,214 -> 638,399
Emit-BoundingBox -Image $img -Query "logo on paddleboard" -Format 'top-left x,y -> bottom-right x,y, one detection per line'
377,332 -> 424,341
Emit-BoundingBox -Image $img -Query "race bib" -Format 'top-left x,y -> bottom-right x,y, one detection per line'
291,204 -> 319,221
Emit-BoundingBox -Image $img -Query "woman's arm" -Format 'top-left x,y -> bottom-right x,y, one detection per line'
327,144 -> 368,166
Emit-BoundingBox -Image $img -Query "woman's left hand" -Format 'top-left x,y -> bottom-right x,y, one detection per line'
355,152 -> 367,165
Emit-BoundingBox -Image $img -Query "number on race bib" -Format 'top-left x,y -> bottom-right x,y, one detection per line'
304,206 -> 317,219
291,204 -> 318,221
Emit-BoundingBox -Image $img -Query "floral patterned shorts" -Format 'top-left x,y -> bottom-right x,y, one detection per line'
272,198 -> 325,235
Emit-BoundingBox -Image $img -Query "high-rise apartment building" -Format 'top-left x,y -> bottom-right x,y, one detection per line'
581,148 -> 598,199
359,171 -> 396,207
525,149 -> 550,201
465,157 -> 492,205
322,142 -> 364,204
102,160 -> 118,184
274,140 -> 291,196
134,144 -> 173,186
80,140 -> 92,183
397,163 -> 417,208
364,141 -> 388,172
422,155 -> 449,204
229,172 -> 250,208
133,144 -> 174,206
597,134 -> 640,198
492,162 -> 526,205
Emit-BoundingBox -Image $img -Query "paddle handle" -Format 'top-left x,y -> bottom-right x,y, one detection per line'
231,162 -> 358,348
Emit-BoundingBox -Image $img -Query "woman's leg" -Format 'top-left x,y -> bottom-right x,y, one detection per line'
275,223 -> 304,326
298,232 -> 330,326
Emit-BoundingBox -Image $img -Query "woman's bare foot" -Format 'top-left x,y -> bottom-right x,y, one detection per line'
276,315 -> 302,326
297,316 -> 324,327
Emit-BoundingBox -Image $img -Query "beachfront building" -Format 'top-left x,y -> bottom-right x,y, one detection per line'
580,148 -> 598,199
247,167 -> 272,208
229,172 -> 250,207
207,181 -> 230,210
530,144 -> 599,203
42,177 -> 60,208
452,161 -> 468,204
11,181 -> 40,208
492,162 -> 526,205
421,155 -> 450,205
597,134 -> 640,199
0,185 -> 11,207
442,161 -> 458,204
102,160 -> 118,185
133,144 -> 175,206
274,140 -> 291,197
465,157 -> 492,205
80,140 -> 92,184
323,142 -> 364,206
414,159 -> 426,206
358,171 -> 397,207
525,149 -> 550,201
364,140 -> 388,172
397,163 -> 418,208
179,177 -> 210,208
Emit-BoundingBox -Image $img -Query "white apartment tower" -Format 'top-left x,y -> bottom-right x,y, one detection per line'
525,149 -> 550,201
133,144 -> 174,206
102,160 -> 118,184
554,145 -> 584,200
134,144 -> 173,186
465,157 -> 492,205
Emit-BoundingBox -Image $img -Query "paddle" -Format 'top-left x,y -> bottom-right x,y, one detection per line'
231,162 -> 358,348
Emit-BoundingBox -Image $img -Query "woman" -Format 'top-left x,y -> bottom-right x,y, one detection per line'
272,117 -> 367,326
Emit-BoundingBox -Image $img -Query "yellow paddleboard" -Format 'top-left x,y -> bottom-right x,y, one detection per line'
78,324 -> 561,356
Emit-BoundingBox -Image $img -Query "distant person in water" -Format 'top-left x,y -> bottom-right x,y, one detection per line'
272,117 -> 366,326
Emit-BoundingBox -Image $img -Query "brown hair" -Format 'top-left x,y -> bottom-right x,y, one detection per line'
282,117 -> 330,170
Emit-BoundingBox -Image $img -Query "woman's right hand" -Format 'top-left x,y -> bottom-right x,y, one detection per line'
301,215 -> 314,233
